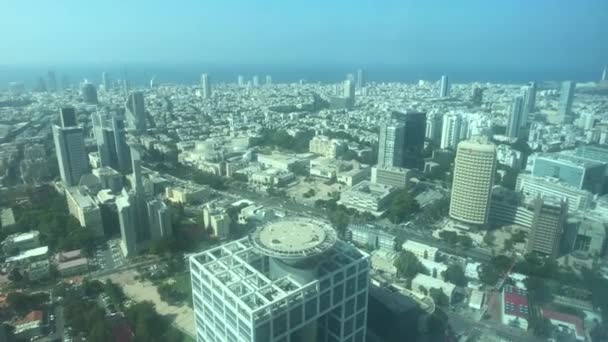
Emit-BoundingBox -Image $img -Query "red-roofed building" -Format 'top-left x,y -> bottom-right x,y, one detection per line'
542,308 -> 586,341
501,285 -> 529,330
14,310 -> 45,339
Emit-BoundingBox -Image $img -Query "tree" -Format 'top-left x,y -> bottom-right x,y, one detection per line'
439,231 -> 458,244
457,235 -> 473,249
523,277 -> 553,304
443,265 -> 467,287
387,190 -> 420,224
530,317 -> 553,338
6,292 -> 49,315
328,209 -> 350,238
82,279 -> 104,298
394,250 -> 426,278
429,288 -> 449,306
104,279 -> 126,308
479,264 -> 501,286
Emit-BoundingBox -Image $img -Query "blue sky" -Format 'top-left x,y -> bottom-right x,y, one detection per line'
1,0 -> 607,69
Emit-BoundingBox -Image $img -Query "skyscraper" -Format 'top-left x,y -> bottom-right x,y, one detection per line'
102,72 -> 111,91
189,217 -> 370,342
81,82 -> 98,104
440,113 -> 463,149
356,68 -> 366,89
53,107 -> 88,186
558,81 -> 576,124
449,137 -> 496,227
47,71 -> 57,93
91,112 -> 130,173
602,66 -> 607,82
146,198 -> 172,240
439,75 -> 449,98
523,82 -> 537,114
265,75 -> 272,85
252,75 -> 260,87
200,73 -> 211,99
377,121 -> 405,167
116,190 -> 137,256
237,75 -> 244,86
425,112 -> 443,145
343,79 -> 355,109
506,96 -> 526,139
470,87 -> 484,106
125,91 -> 147,132
526,197 -> 568,259
393,110 -> 427,169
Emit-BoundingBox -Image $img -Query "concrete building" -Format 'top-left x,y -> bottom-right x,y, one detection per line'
338,181 -> 397,216
189,217 -> 370,342
425,112 -> 443,145
501,285 -> 529,330
309,136 -> 347,159
523,82 -> 537,114
116,190 -> 138,257
91,112 -> 130,173
146,198 -> 172,240
449,138 -> 496,227
526,198 -> 568,259
506,96 -> 526,139
200,73 -> 211,99
55,249 -> 89,277
1,231 -> 40,255
92,167 -> 123,193
165,183 -> 207,204
531,153 -> 606,194
411,274 -> 455,303
203,204 -> 231,240
125,91 -> 147,132
257,153 -> 300,171
348,223 -> 396,251
439,75 -> 449,98
516,174 -> 593,212
440,113 -> 463,150
558,81 -> 576,124
569,218 -> 606,257
541,308 -> 585,341
65,187 -> 104,237
81,82 -> 98,104
401,240 -> 438,261
53,107 -> 88,186
356,68 -> 366,89
377,121 -> 405,168
371,166 -> 413,188
393,110 -> 427,169
337,167 -> 370,187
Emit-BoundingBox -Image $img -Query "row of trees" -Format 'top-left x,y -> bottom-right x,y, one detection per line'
387,190 -> 420,224
259,128 -> 315,153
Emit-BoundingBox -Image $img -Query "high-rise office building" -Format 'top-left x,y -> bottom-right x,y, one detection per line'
506,96 -> 526,139
377,121 -> 405,167
81,82 -> 98,104
47,71 -> 57,93
439,75 -> 449,98
425,112 -> 443,145
526,197 -> 567,259
393,110 -> 427,169
116,190 -> 137,256
125,91 -> 147,132
523,82 -> 537,114
200,73 -> 211,99
91,112 -> 130,173
440,113 -> 463,150
102,72 -> 111,91
356,69 -> 366,89
265,75 -> 272,85
531,153 -> 606,194
189,217 -> 370,342
602,66 -> 607,82
449,137 -> 496,227
558,81 -> 576,124
470,87 -> 484,106
237,75 -> 244,86
146,198 -> 172,240
53,108 -> 88,186
252,75 -> 260,87
343,79 -> 355,109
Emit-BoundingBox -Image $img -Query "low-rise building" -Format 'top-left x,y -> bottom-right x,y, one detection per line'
501,285 -> 529,330
13,310 -> 45,340
0,207 -> 16,229
411,273 -> 456,303
338,181 -> 397,216
401,240 -> 438,261
203,204 -> 231,240
541,308 -> 585,341
371,166 -> 414,188
65,186 -> 104,236
165,183 -> 207,204
1,231 -> 40,255
418,258 -> 447,279
348,223 -> 396,251
337,166 -> 370,187
250,168 -> 295,186
55,249 -> 89,277
309,135 -> 347,159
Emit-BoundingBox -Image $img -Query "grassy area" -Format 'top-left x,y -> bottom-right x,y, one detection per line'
173,273 -> 192,299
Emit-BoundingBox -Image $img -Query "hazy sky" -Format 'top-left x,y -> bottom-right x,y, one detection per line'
1,0 -> 607,69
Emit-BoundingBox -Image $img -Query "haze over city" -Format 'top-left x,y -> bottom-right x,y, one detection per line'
1,1 -> 608,342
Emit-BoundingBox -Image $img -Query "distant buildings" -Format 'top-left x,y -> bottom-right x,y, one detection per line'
558,81 -> 576,124
344,79 -> 355,108
470,87 -> 484,106
91,112 -> 130,173
125,91 -> 147,132
53,107 -> 88,186
200,73 -> 211,99
449,137 -> 496,227
530,153 -> 605,194
439,75 -> 449,98
356,68 -> 366,89
80,82 -> 98,104
506,96 -> 526,139
309,135 -> 347,159
523,82 -> 537,114
425,112 -> 443,145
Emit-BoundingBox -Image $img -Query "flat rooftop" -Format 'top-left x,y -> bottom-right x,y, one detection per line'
250,217 -> 337,260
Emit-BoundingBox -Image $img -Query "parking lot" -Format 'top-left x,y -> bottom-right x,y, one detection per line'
91,239 -> 126,271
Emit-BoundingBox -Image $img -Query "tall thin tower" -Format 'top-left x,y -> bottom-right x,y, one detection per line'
439,75 -> 449,98
558,81 -> 576,124
53,107 -> 88,186
200,73 -> 211,99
